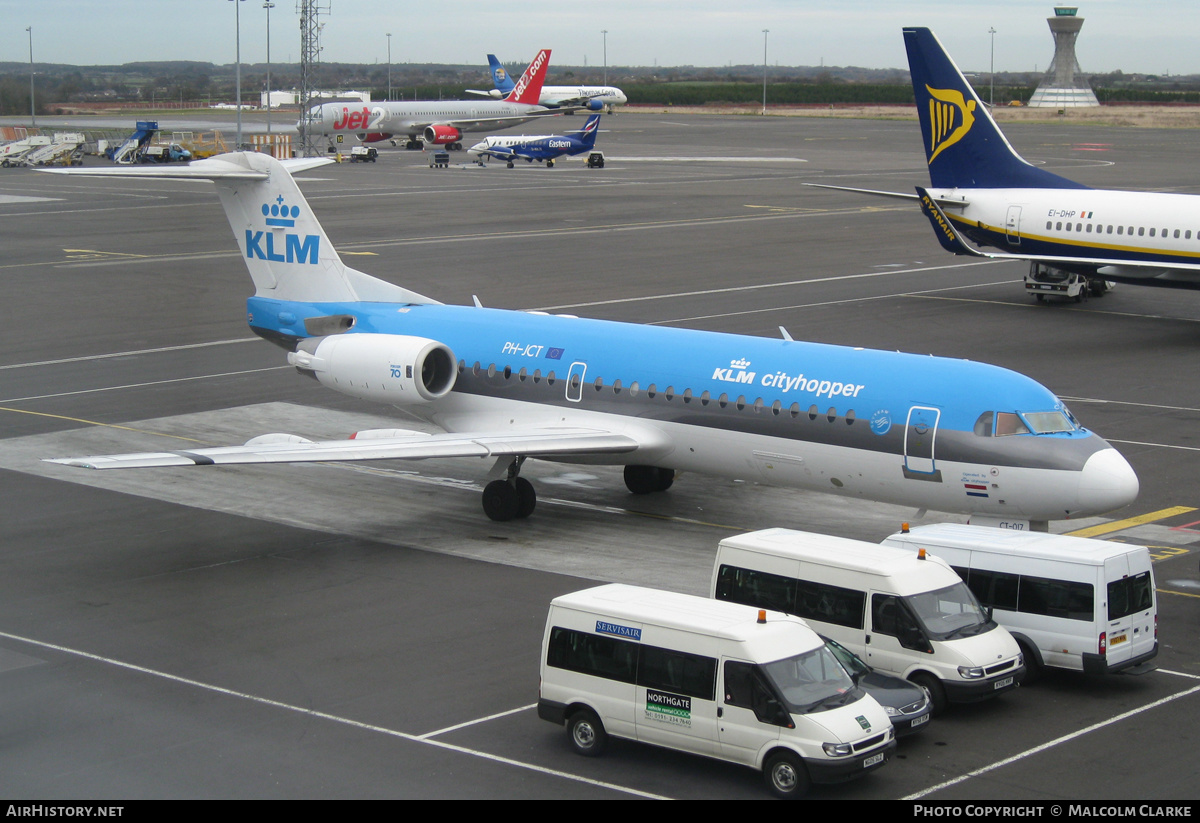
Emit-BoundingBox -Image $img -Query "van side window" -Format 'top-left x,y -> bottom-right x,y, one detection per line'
723,661 -> 790,727
639,645 -> 717,701
714,565 -> 796,614
1017,576 -> 1094,622
795,580 -> 866,629
957,567 -> 1019,612
546,626 -> 637,684
871,594 -> 934,652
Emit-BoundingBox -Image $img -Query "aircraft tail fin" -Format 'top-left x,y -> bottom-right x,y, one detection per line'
504,49 -> 551,106
488,54 -> 515,93
578,114 -> 602,148
904,27 -> 1087,190
39,153 -> 438,306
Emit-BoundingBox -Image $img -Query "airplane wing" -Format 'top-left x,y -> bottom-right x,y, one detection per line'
44,426 -> 640,470
915,186 -> 1200,279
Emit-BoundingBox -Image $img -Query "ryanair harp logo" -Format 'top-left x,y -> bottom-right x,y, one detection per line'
925,84 -> 976,164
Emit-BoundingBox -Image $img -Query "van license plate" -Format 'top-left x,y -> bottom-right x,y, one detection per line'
911,713 -> 930,727
1110,633 -> 1127,646
864,752 -> 885,768
993,676 -> 1014,690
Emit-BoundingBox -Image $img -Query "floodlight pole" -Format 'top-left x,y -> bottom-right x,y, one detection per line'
989,27 -> 997,106
762,29 -> 769,115
26,26 -> 35,127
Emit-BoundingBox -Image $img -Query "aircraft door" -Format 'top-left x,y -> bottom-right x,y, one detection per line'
904,406 -> 941,479
1006,205 -> 1022,245
566,361 -> 587,402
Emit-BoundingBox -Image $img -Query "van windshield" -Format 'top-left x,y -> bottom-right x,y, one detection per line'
902,582 -> 994,641
760,645 -> 863,714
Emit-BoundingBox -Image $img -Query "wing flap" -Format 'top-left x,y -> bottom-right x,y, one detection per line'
45,427 -> 640,470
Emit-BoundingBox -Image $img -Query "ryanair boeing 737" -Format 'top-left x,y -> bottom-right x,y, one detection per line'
40,152 -> 1137,527
810,27 -> 1200,292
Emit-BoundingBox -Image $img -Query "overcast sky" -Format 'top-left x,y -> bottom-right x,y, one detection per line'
6,1 -> 1199,75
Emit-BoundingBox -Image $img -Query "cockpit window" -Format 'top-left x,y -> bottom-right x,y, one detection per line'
1023,411 -> 1077,434
973,411 -> 994,437
995,412 -> 1031,437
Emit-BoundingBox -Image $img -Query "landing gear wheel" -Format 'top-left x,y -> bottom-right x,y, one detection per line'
567,709 -> 607,757
909,671 -> 947,717
547,159 -> 555,168
506,160 -> 514,169
763,750 -> 810,799
482,479 -> 519,521
623,465 -> 675,494
515,477 -> 537,519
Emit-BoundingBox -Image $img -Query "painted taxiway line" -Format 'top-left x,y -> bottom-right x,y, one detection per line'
0,629 -> 668,800
903,679 -> 1200,800
1064,506 -> 1197,539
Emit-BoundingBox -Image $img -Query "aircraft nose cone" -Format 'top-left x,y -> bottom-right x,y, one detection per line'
1079,448 -> 1139,515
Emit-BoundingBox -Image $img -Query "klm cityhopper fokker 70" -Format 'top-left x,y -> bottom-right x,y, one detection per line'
41,152 -> 1137,525
811,27 -> 1200,291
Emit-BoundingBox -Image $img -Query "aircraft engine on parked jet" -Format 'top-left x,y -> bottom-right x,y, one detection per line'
288,333 -> 457,404
423,125 -> 464,145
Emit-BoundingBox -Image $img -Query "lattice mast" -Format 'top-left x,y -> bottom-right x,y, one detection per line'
296,0 -> 331,156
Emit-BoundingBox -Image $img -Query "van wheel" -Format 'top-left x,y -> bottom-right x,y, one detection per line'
763,750 -> 810,799
909,672 -> 947,716
567,709 -> 607,757
1017,640 -> 1042,684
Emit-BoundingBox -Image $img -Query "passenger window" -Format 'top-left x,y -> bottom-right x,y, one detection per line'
845,409 -> 855,425
639,645 -> 717,701
826,407 -> 836,423
1017,576 -> 1094,622
794,579 -> 865,629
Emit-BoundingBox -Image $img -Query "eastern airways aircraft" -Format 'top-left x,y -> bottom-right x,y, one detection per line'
41,152 -> 1137,527
810,27 -> 1200,292
468,114 -> 601,168
466,54 -> 628,113
302,49 -> 561,151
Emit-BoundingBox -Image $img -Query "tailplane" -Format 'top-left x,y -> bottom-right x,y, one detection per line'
39,152 -> 438,305
504,49 -> 551,106
904,27 -> 1087,190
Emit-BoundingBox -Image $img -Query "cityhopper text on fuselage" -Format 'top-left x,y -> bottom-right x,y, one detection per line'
39,152 -> 1138,526
808,27 -> 1200,292
301,49 -> 562,151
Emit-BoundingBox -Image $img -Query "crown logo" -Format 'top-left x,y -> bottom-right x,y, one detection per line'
925,85 -> 976,164
730,358 -> 750,370
262,195 -> 300,228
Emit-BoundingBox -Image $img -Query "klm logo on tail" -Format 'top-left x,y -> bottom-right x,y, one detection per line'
924,85 -> 976,164
246,196 -> 320,264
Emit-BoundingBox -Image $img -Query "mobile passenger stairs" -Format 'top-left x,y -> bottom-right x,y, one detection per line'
108,121 -> 159,164
22,132 -> 86,166
0,135 -> 51,167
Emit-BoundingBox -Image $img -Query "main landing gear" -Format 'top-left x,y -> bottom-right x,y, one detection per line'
482,457 -> 536,521
623,465 -> 675,495
480,462 -> 677,521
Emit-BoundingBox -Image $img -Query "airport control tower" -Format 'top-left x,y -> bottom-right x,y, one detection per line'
1028,6 -> 1100,107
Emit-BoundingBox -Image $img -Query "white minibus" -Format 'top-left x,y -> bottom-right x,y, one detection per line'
881,523 -> 1157,679
538,584 -> 895,799
711,528 -> 1025,715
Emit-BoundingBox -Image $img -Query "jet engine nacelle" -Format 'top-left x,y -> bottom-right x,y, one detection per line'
423,124 -> 463,145
288,333 -> 457,405
586,98 -> 605,111
361,132 -> 394,143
